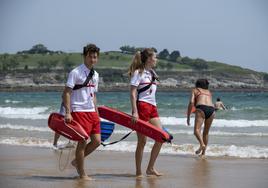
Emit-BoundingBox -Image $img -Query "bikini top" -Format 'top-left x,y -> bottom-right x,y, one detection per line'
194,88 -> 212,105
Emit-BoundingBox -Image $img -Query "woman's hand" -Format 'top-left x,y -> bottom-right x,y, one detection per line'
187,116 -> 191,126
131,111 -> 139,124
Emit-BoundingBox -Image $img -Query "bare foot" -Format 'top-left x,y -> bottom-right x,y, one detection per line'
195,145 -> 206,155
200,155 -> 207,160
146,169 -> 163,177
195,147 -> 202,155
136,174 -> 144,179
201,145 -> 207,156
77,175 -> 94,181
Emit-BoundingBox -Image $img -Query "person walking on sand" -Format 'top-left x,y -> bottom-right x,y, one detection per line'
186,79 -> 215,157
62,44 -> 101,180
214,97 -> 227,110
129,48 -> 163,177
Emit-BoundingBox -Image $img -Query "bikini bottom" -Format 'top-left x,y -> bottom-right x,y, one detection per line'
196,105 -> 215,119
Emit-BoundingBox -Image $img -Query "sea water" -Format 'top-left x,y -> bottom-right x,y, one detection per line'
0,91 -> 267,159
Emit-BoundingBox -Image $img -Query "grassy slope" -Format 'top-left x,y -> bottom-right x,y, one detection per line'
0,51 -> 261,75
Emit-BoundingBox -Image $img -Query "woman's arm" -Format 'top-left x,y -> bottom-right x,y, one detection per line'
187,89 -> 195,126
130,85 -> 138,123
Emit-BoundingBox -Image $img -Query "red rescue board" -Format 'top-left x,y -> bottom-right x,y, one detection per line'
48,113 -> 88,141
98,106 -> 170,143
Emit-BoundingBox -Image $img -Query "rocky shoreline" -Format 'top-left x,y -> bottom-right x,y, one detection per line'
1,84 -> 268,92
1,70 -> 267,92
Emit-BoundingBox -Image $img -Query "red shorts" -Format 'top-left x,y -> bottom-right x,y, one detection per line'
137,101 -> 159,122
71,112 -> 100,135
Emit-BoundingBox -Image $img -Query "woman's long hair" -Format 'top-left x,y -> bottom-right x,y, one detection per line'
195,79 -> 209,89
127,48 -> 155,77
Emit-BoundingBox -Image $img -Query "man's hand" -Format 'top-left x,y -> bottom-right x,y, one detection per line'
65,113 -> 73,123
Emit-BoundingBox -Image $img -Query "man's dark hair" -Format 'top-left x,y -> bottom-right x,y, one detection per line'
195,79 -> 209,89
83,44 -> 100,57
217,98 -> 221,101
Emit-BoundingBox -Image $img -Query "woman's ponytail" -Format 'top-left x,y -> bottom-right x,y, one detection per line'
127,51 -> 144,77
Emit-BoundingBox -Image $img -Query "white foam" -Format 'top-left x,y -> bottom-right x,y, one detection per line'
1,124 -> 266,137
160,117 -> 268,127
99,141 -> 268,159
0,107 -> 49,119
0,124 -> 49,132
4,100 -> 22,104
0,137 -> 67,149
1,137 -> 267,158
230,106 -> 264,111
113,129 -> 268,137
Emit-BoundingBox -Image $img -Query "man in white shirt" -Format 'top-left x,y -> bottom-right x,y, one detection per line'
62,44 -> 101,180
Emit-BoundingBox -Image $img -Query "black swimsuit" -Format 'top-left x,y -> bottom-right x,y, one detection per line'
195,88 -> 215,119
196,105 -> 215,119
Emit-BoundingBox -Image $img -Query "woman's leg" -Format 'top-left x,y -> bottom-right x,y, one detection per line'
202,113 -> 215,156
194,110 -> 205,155
146,117 -> 163,176
135,132 -> 147,177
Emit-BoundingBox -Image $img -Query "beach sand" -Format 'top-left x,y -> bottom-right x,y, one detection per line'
0,144 -> 267,188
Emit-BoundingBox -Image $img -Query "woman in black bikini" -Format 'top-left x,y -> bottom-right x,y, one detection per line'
187,79 -> 215,157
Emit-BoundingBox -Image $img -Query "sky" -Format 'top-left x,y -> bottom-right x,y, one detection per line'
0,0 -> 268,72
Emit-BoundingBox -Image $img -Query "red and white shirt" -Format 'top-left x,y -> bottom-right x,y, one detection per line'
66,63 -> 99,112
130,69 -> 157,106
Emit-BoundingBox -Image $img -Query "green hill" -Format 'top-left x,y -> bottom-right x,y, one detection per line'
1,49 -> 267,91
0,51 -> 262,75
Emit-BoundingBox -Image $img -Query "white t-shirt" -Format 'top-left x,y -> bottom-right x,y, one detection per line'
66,64 -> 99,112
130,69 -> 157,106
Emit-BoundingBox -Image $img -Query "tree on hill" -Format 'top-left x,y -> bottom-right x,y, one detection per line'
120,45 -> 136,54
191,58 -> 208,70
17,44 -> 64,54
169,50 -> 181,62
120,46 -> 157,54
158,49 -> 169,59
28,44 -> 50,54
63,57 -> 76,72
181,56 -> 192,64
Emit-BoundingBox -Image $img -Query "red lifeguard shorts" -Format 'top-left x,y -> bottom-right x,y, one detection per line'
71,112 -> 101,135
137,101 -> 159,122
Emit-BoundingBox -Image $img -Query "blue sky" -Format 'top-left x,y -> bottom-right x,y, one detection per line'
0,0 -> 268,72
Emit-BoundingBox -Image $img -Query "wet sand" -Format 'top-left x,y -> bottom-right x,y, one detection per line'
0,144 -> 267,188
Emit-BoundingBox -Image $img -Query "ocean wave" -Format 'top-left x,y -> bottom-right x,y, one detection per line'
0,137 -> 69,148
229,106 -> 265,111
0,107 -> 49,119
113,130 -> 268,137
1,124 -> 267,137
1,137 -> 267,159
100,142 -> 268,159
0,106 -> 267,128
4,100 -> 22,104
0,124 -> 49,132
160,117 -> 268,127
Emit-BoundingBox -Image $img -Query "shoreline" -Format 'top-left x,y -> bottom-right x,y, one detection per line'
1,144 -> 268,188
1,85 -> 268,92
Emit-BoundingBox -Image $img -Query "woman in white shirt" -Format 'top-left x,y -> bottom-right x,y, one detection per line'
128,48 -> 163,177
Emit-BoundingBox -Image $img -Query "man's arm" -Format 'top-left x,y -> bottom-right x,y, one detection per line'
62,86 -> 73,123
93,93 -> 99,114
